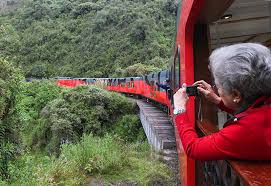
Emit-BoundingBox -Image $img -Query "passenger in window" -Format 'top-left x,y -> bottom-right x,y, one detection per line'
156,79 -> 170,91
173,43 -> 271,160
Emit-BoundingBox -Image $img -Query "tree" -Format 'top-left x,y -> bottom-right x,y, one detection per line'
0,0 -> 176,77
0,59 -> 22,179
123,63 -> 161,77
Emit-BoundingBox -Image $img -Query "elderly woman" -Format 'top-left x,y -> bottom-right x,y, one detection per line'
173,43 -> 271,160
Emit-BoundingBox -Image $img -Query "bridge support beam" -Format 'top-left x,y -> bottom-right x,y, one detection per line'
137,100 -> 175,151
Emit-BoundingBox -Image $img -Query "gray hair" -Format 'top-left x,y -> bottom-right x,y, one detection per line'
209,43 -> 271,104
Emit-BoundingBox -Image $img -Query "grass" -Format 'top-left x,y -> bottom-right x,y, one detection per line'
6,134 -> 173,186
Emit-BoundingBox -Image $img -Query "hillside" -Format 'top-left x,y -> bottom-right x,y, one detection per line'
0,0 -> 177,78
0,0 -> 22,14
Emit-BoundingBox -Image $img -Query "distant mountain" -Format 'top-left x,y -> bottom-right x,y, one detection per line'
0,0 -> 177,78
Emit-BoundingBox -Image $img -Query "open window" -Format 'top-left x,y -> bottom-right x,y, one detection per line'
130,78 -> 134,88
174,45 -> 181,90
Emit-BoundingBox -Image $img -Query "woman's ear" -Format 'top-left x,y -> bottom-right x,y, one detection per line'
232,89 -> 242,103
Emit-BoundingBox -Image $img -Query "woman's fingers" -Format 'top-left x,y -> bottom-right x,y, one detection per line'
174,87 -> 187,98
193,80 -> 211,89
197,86 -> 221,104
197,86 -> 209,96
193,80 -> 206,86
174,87 -> 188,110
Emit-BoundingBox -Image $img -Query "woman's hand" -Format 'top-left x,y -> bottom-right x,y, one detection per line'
193,80 -> 221,104
173,84 -> 189,110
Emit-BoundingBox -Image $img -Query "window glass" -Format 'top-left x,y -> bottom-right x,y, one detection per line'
168,65 -> 174,104
131,78 -> 134,88
174,46 -> 180,89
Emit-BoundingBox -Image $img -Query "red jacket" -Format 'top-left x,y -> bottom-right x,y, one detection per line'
175,96 -> 271,160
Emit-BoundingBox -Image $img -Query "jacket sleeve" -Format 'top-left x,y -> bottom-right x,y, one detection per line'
175,113 -> 248,160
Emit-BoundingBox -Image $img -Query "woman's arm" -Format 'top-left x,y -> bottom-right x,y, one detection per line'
173,84 -> 242,160
175,113 -> 248,160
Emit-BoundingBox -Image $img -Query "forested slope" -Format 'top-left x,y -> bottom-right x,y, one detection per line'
0,0 -> 177,78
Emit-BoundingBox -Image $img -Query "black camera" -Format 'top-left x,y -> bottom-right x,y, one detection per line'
186,85 -> 199,96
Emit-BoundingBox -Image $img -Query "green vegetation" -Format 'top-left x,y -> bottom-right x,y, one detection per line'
0,60 -> 174,185
29,85 -> 140,155
0,59 -> 22,179
5,135 -> 172,185
0,0 -> 177,78
0,0 -> 177,184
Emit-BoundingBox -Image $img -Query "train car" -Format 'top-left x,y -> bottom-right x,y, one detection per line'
171,0 -> 271,185
85,78 -> 97,85
140,72 -> 168,107
124,77 -> 143,95
56,77 -> 86,87
107,72 -> 171,108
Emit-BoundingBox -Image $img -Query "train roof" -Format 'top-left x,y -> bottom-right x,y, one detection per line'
56,77 -> 73,79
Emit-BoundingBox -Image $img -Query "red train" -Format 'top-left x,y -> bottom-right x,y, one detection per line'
57,70 -> 172,111
57,0 -> 271,185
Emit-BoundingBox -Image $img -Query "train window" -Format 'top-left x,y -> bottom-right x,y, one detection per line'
117,79 -> 120,85
174,46 -> 180,89
157,72 -> 161,91
170,65 -> 173,89
145,75 -> 150,85
158,70 -> 168,92
168,65 -> 174,104
131,78 -> 134,88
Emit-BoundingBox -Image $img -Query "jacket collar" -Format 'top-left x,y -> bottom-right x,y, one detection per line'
223,96 -> 271,128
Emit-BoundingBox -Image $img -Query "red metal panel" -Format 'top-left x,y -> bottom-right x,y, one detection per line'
174,0 -> 206,186
57,79 -> 86,88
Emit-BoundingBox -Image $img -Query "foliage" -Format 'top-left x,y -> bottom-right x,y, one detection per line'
0,66 -> 173,185
22,85 -> 138,154
0,59 -> 23,180
0,0 -> 177,78
13,80 -> 62,148
60,134 -> 127,176
123,63 -> 162,77
0,0 -> 178,182
7,135 -> 172,185
114,114 -> 145,142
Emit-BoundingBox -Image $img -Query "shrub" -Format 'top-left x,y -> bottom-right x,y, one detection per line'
7,135 -> 172,185
122,63 -> 161,77
29,86 -> 138,154
73,2 -> 102,17
60,134 -> 127,175
14,80 -> 63,149
0,59 -> 22,180
114,114 -> 146,142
